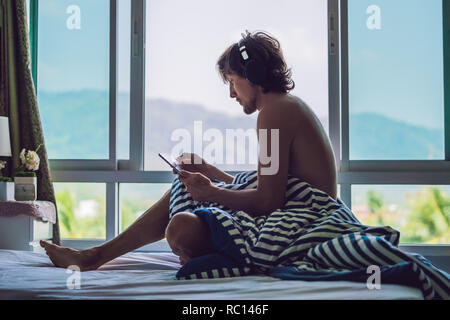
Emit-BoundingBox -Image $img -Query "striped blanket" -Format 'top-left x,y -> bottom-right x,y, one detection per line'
169,170 -> 450,300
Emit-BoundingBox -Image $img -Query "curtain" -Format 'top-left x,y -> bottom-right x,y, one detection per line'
0,0 -> 60,245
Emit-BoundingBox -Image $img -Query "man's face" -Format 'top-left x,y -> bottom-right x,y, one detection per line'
226,73 -> 258,115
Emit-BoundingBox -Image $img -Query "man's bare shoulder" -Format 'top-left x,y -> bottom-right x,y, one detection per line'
257,94 -> 313,129
286,95 -> 327,134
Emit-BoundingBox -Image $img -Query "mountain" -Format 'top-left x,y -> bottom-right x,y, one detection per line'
143,97 -> 259,170
37,90 -> 444,163
38,90 -> 109,159
350,113 -> 443,160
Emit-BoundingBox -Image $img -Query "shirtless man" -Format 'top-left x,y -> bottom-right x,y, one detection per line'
40,31 -> 337,269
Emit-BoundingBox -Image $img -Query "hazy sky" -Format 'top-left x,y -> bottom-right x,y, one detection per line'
37,0 -> 110,93
144,0 -> 328,118
38,0 -> 328,119
349,0 -> 444,130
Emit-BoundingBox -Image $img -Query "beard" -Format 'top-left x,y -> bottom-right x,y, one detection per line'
242,95 -> 258,115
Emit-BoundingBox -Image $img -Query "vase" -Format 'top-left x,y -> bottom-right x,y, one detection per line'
14,176 -> 37,201
0,181 -> 14,200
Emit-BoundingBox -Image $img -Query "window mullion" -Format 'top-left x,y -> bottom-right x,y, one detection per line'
110,0 -> 118,168
106,182 -> 119,240
339,0 -> 349,171
339,183 -> 351,209
328,0 -> 342,172
105,0 -> 118,240
444,0 -> 450,160
348,160 -> 450,172
127,0 -> 145,171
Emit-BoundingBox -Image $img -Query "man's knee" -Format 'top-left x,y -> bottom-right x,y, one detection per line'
165,212 -> 212,257
165,213 -> 196,252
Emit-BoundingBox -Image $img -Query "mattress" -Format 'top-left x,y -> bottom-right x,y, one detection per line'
0,249 -> 423,300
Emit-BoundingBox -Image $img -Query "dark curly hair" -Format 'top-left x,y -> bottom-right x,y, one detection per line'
217,30 -> 295,94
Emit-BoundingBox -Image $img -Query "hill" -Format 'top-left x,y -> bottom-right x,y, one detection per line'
37,90 -> 444,163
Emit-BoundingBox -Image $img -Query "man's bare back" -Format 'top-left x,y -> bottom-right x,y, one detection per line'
257,93 -> 337,199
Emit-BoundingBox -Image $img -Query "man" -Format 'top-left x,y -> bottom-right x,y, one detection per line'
40,31 -> 337,269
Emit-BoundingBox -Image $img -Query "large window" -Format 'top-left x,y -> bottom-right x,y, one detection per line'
37,0 -> 110,160
348,0 -> 445,160
338,0 -> 450,245
28,0 -> 449,249
144,0 -> 329,172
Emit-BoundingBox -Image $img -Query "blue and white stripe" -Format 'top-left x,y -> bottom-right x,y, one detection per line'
169,170 -> 450,300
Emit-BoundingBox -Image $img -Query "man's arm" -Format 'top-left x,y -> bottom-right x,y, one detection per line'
206,164 -> 234,184
208,105 -> 293,216
177,153 -> 234,184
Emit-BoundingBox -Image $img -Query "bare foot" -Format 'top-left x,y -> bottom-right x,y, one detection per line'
40,240 -> 101,271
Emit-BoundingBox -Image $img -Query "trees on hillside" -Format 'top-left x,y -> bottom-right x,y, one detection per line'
54,185 -> 450,244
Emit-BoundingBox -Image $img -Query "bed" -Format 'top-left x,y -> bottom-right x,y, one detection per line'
0,249 -> 424,300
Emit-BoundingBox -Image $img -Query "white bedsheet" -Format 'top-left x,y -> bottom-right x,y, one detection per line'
0,249 -> 423,300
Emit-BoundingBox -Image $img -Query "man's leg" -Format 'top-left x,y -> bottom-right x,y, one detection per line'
40,189 -> 171,271
165,212 -> 215,265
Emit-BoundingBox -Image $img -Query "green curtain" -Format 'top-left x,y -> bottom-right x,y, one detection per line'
0,0 -> 60,245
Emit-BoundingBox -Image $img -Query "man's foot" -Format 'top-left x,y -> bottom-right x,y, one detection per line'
40,240 -> 101,271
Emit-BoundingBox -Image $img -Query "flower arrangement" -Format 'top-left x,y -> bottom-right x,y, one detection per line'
0,160 -> 12,182
14,144 -> 42,178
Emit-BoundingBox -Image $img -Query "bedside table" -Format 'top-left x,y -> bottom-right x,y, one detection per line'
0,201 -> 56,253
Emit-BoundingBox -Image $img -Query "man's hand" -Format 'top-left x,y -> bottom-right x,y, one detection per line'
178,170 -> 219,202
175,152 -> 235,184
175,153 -> 210,176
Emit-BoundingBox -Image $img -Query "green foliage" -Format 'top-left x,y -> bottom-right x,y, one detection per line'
121,197 -> 155,232
55,184 -> 450,244
14,171 -> 36,177
360,186 -> 450,244
121,198 -> 139,232
367,190 -> 383,212
0,177 -> 13,182
56,190 -> 76,234
56,188 -> 106,239
404,187 -> 450,243
366,190 -> 385,225
431,187 -> 450,227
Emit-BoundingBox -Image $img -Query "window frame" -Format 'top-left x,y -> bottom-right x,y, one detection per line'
444,0 -> 450,160
29,0 -> 450,253
336,0 -> 450,254
337,0 -> 450,200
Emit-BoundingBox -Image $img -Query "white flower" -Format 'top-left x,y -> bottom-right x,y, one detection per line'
0,161 -> 5,170
24,151 -> 40,171
20,149 -> 26,164
19,149 -> 40,171
28,151 -> 36,161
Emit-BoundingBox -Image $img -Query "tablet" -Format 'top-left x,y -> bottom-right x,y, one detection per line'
158,153 -> 182,174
